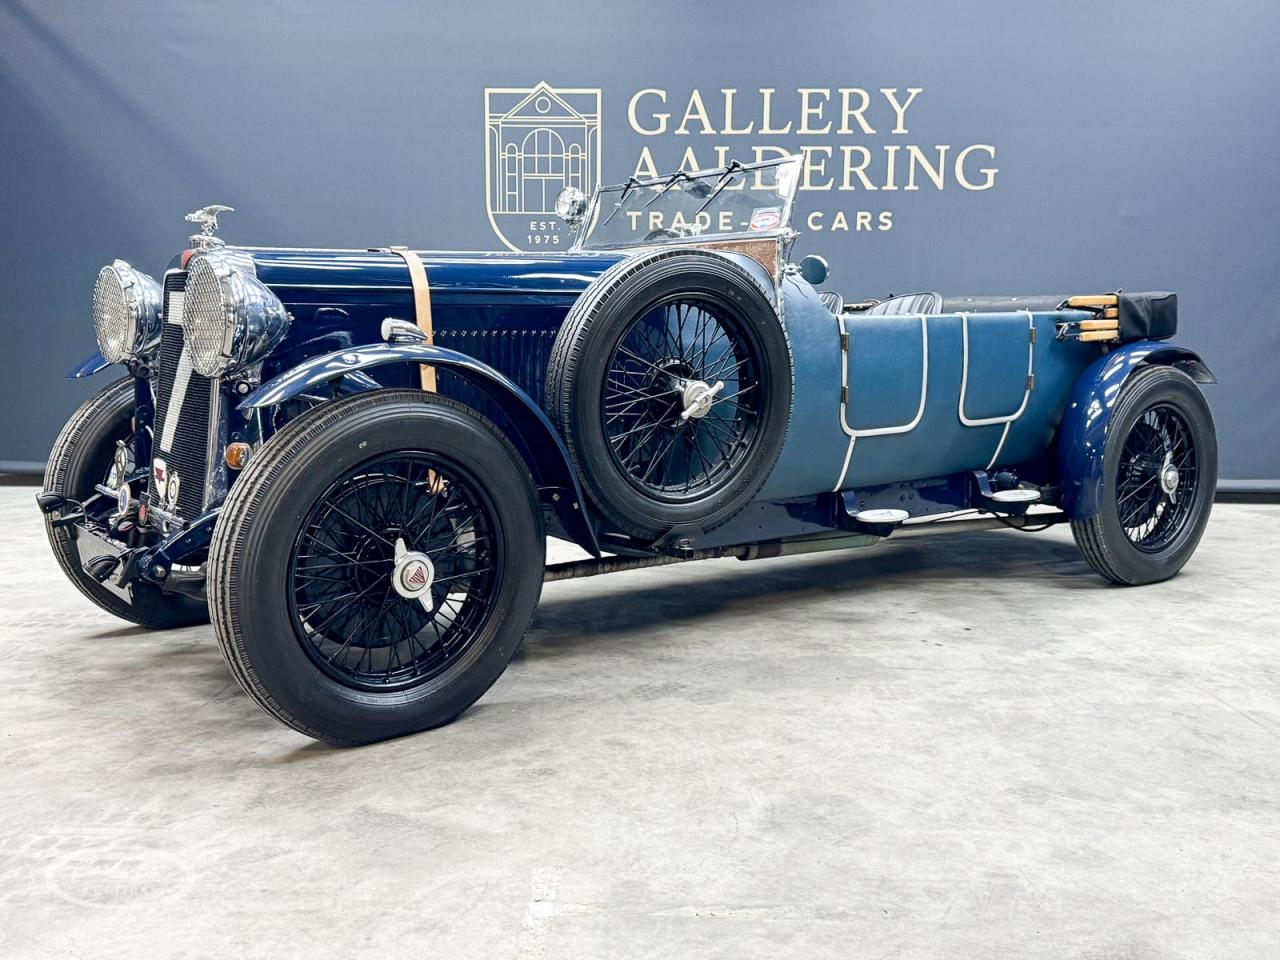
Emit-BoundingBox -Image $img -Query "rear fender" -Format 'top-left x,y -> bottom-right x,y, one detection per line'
240,343 -> 600,556
1057,340 -> 1215,519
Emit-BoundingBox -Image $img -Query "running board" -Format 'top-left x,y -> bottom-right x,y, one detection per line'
836,492 -> 912,536
543,511 -> 1068,582
971,469 -> 1042,514
845,500 -> 911,537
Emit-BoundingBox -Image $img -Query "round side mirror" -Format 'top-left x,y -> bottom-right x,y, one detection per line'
554,187 -> 587,226
798,255 -> 829,286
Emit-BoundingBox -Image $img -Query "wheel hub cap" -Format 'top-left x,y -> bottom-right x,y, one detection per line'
1160,461 -> 1180,499
392,537 -> 435,607
680,379 -> 725,421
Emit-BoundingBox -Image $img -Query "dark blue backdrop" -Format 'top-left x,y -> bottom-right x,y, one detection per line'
1,0 -> 1276,486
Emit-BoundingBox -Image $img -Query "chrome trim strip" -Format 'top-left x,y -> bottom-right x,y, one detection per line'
159,347 -> 194,452
833,435 -> 857,493
985,421 -> 1012,471
833,312 -> 929,491
579,227 -> 794,253
958,310 -> 1035,427
203,380 -> 226,511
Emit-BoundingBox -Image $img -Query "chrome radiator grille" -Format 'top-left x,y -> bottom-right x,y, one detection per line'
150,272 -> 212,520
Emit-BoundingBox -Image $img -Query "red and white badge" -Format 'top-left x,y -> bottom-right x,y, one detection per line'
749,206 -> 782,231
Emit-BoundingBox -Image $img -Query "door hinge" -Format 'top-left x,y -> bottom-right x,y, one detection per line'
840,385 -> 849,404
1030,326 -> 1037,343
839,332 -> 850,351
1027,373 -> 1036,390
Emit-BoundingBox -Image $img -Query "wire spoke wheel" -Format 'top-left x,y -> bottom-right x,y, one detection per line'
210,391 -> 545,744
1116,403 -> 1199,552
42,377 -> 208,628
602,294 -> 763,501
547,249 -> 792,539
1070,365 -> 1216,586
288,452 -> 501,691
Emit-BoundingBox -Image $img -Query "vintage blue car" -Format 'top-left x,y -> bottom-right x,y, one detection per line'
40,155 -> 1217,743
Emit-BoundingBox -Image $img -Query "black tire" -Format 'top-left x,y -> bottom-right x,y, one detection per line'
1071,365 -> 1217,585
208,390 -> 545,744
43,377 -> 209,628
546,249 -> 792,540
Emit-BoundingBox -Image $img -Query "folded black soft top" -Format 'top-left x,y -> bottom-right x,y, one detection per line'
1115,291 -> 1178,341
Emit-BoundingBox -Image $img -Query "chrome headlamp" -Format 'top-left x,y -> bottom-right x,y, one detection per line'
182,250 -> 289,378
554,186 -> 587,226
92,261 -> 163,363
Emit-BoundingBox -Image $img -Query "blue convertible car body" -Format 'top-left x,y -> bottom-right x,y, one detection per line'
42,155 -> 1217,742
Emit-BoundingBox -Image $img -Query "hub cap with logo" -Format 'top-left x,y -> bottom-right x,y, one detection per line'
287,453 -> 500,691
601,294 -> 763,500
392,538 -> 436,607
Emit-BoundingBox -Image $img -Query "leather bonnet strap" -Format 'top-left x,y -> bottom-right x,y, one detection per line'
374,245 -> 436,392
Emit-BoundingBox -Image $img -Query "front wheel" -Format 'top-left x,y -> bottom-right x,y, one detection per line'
43,377 -> 209,628
208,391 -> 545,744
1071,365 -> 1217,585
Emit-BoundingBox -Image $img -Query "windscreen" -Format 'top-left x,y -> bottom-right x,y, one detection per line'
575,156 -> 802,250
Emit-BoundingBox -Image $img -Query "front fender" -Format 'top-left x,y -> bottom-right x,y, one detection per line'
69,351 -> 111,378
240,343 -> 600,556
1057,340 -> 1215,519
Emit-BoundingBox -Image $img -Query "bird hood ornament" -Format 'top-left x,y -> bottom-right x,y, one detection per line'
184,204 -> 234,248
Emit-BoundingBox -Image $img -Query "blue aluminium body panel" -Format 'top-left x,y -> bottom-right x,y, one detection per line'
248,247 -> 625,406
756,278 -> 848,500
836,309 -> 1099,490
760,279 -> 1101,501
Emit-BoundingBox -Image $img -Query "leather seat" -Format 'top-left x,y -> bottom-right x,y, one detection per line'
819,290 -> 844,315
864,292 -> 942,315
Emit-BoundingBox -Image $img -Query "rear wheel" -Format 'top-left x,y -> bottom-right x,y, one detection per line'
208,390 -> 545,744
43,377 -> 208,628
1071,365 -> 1216,585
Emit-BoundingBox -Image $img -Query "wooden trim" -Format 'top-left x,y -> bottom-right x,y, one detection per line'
1065,293 -> 1119,309
692,237 -> 780,282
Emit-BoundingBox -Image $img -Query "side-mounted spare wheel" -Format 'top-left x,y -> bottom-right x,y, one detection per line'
545,249 -> 793,541
208,390 -> 545,744
44,377 -> 209,628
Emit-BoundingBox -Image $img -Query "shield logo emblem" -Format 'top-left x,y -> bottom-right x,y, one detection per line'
484,82 -> 601,252
153,458 -> 168,504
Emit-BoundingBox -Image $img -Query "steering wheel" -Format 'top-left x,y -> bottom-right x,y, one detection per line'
644,228 -> 681,242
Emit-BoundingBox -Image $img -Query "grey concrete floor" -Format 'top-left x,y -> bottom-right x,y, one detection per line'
0,485 -> 1277,959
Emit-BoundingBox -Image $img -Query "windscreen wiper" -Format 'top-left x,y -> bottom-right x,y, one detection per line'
643,170 -> 693,208
599,176 -> 643,230
694,160 -> 747,216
